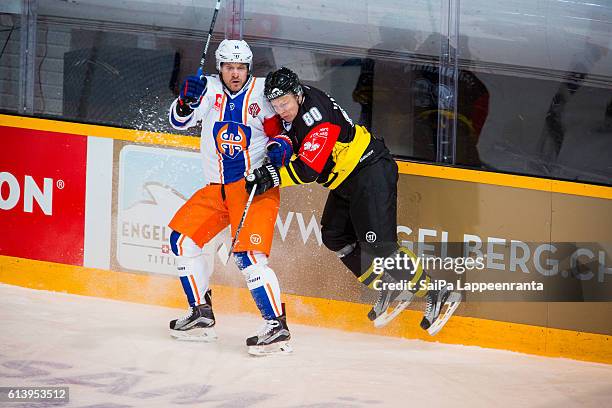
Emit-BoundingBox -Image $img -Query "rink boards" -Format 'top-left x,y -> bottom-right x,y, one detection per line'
0,113 -> 611,364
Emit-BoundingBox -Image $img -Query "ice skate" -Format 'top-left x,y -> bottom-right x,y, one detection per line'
169,290 -> 217,342
246,310 -> 292,356
420,283 -> 461,336
367,272 -> 414,328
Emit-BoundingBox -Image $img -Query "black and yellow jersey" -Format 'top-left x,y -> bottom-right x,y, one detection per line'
279,85 -> 387,190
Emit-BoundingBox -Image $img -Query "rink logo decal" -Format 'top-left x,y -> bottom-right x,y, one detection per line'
0,126 -> 86,265
117,145 -> 204,275
248,102 -> 260,118
0,357 -> 276,406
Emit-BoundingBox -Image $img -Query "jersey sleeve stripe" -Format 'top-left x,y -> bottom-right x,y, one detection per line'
244,148 -> 252,173
219,94 -> 226,121
169,100 -> 194,128
215,148 -> 225,184
170,111 -> 193,128
286,163 -> 304,185
242,79 -> 256,172
243,77 -> 257,124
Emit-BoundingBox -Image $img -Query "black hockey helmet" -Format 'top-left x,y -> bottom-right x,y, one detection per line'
264,67 -> 303,100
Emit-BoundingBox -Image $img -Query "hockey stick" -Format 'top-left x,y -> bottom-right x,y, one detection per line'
226,176 -> 257,262
199,0 -> 222,79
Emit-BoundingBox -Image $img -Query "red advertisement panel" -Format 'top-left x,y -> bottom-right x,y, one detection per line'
0,126 -> 87,265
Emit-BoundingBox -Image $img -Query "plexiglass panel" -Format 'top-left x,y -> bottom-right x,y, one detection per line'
243,0 -> 443,161
459,0 -> 612,184
0,1 -> 22,114
3,0 -> 611,185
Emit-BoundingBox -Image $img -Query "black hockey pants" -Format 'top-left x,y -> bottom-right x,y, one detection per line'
320,154 -> 399,278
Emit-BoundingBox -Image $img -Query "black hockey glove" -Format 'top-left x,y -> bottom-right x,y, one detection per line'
245,163 -> 280,196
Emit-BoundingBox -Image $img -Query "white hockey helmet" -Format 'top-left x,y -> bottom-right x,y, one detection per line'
215,39 -> 253,71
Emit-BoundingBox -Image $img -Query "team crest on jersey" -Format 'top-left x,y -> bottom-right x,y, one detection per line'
299,124 -> 340,173
300,128 -> 328,164
214,94 -> 223,111
213,121 -> 252,159
248,102 -> 261,118
303,141 -> 321,152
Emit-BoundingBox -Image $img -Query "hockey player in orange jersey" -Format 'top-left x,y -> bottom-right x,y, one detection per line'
167,40 -> 293,355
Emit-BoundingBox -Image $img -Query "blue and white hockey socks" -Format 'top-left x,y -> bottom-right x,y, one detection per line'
170,231 -> 214,307
235,251 -> 283,320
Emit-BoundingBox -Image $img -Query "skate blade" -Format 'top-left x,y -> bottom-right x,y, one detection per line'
373,293 -> 414,328
427,292 -> 461,336
248,341 -> 293,356
169,327 -> 218,342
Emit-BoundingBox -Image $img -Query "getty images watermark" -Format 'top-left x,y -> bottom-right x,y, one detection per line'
371,253 -> 545,293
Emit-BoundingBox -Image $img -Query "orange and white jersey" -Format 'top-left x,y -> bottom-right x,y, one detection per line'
169,75 -> 277,185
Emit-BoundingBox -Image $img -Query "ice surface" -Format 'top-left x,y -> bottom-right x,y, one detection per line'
1,283 -> 611,407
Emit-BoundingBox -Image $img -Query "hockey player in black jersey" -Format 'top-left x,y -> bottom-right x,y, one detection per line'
246,67 -> 461,335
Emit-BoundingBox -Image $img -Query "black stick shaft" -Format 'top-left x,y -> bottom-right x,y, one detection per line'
200,0 -> 222,77
227,182 -> 257,262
